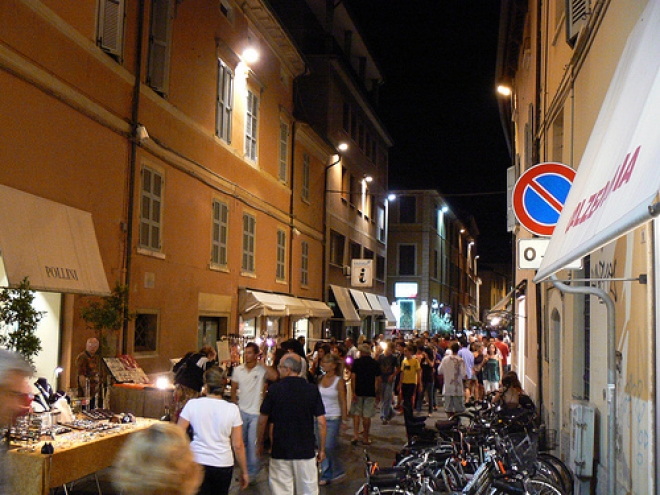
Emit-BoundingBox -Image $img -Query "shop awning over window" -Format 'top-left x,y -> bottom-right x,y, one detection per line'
377,295 -> 397,327
0,185 -> 110,296
329,285 -> 361,326
238,290 -> 287,320
279,295 -> 309,318
239,290 -> 332,321
535,0 -> 660,282
302,299 -> 333,319
364,292 -> 385,316
349,288 -> 378,316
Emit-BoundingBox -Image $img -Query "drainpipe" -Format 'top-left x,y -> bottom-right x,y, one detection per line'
123,0 -> 147,353
549,274 -> 616,495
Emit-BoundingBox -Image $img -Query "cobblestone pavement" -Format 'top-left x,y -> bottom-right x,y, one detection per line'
55,402 -> 449,495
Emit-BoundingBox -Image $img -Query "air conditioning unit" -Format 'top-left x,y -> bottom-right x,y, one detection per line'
569,400 -> 596,478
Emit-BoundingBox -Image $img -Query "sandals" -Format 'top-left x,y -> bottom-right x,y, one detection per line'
350,438 -> 359,445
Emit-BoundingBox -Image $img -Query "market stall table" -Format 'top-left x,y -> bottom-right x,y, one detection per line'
109,383 -> 174,419
6,418 -> 158,495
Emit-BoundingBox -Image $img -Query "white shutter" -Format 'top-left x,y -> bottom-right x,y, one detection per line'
98,0 -> 125,57
147,0 -> 174,95
278,122 -> 288,182
566,0 -> 589,46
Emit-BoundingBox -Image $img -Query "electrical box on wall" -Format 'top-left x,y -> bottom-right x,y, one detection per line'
570,400 -> 596,477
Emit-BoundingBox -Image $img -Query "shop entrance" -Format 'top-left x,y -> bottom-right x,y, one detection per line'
198,316 -> 228,349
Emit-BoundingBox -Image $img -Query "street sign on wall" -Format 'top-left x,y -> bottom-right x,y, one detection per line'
512,162 -> 576,236
518,238 -> 582,270
351,259 -> 373,287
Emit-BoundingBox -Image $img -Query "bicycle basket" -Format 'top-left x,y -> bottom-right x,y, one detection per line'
507,430 -> 538,470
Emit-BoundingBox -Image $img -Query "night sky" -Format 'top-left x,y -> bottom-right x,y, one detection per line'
346,0 -> 512,264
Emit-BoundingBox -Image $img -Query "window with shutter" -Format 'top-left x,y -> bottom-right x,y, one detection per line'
242,213 -> 256,273
276,229 -> 286,281
98,0 -> 125,58
216,60 -> 234,143
302,153 -> 310,201
245,90 -> 259,161
301,241 -> 309,286
140,166 -> 164,251
278,122 -> 289,182
211,200 -> 229,266
147,0 -> 174,95
566,0 -> 588,46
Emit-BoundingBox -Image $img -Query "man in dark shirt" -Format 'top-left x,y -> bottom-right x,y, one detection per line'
349,343 -> 382,445
258,353 -> 326,495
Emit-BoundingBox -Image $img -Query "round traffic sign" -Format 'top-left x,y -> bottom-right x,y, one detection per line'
512,162 -> 576,236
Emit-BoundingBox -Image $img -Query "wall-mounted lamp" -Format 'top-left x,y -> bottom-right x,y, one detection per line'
441,206 -> 449,213
363,174 -> 373,183
337,142 -> 349,152
136,124 -> 149,143
460,228 -> 466,234
242,46 -> 259,64
387,193 -> 397,202
497,84 -> 512,96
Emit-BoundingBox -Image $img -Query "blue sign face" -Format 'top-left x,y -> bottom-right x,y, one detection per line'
512,163 -> 576,236
524,173 -> 573,225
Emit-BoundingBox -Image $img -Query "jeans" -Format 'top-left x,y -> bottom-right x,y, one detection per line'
380,380 -> 394,420
317,417 -> 344,482
401,383 -> 417,420
416,381 -> 435,414
241,410 -> 260,479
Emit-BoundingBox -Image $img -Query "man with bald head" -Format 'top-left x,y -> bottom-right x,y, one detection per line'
258,352 -> 326,494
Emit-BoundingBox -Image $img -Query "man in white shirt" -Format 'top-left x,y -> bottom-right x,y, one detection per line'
231,343 -> 278,482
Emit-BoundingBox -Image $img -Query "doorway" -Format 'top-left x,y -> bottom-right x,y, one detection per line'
198,316 -> 228,349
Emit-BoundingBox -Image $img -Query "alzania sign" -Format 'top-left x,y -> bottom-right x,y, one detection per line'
564,146 -> 640,234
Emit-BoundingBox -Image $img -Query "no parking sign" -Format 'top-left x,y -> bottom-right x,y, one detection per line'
512,163 -> 576,236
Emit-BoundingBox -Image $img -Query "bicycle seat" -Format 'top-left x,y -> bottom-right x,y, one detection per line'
369,467 -> 408,487
435,418 -> 459,432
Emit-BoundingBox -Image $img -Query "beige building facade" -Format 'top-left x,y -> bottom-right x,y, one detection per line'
499,0 -> 660,492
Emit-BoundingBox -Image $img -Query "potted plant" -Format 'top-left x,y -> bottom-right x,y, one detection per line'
0,277 -> 45,367
80,282 -> 131,358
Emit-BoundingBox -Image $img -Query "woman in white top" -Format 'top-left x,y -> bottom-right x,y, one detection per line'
178,367 -> 249,494
317,353 -> 348,485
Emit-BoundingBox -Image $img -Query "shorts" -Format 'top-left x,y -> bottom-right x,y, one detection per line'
350,396 -> 376,417
444,396 -> 466,414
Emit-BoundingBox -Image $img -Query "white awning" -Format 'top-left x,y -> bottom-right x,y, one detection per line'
238,290 -> 287,320
489,290 -> 514,314
329,285 -> 361,326
349,288 -> 377,316
364,292 -> 385,316
0,185 -> 110,295
301,299 -> 333,319
279,295 -> 309,318
377,295 -> 397,327
535,1 -> 660,282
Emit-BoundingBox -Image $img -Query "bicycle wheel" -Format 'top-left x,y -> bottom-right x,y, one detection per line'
538,453 -> 573,495
533,459 -> 564,491
524,479 -> 564,494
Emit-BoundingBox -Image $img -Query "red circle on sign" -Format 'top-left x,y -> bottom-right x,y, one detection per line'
512,162 -> 576,236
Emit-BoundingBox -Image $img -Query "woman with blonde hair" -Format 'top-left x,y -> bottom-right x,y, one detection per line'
178,367 -> 249,494
113,422 -> 203,495
317,353 -> 348,485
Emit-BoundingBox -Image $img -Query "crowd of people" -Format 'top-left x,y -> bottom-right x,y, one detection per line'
0,329 -> 521,495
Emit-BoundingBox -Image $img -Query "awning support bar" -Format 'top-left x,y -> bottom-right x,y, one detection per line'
552,275 -> 647,284
549,274 -> 616,495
